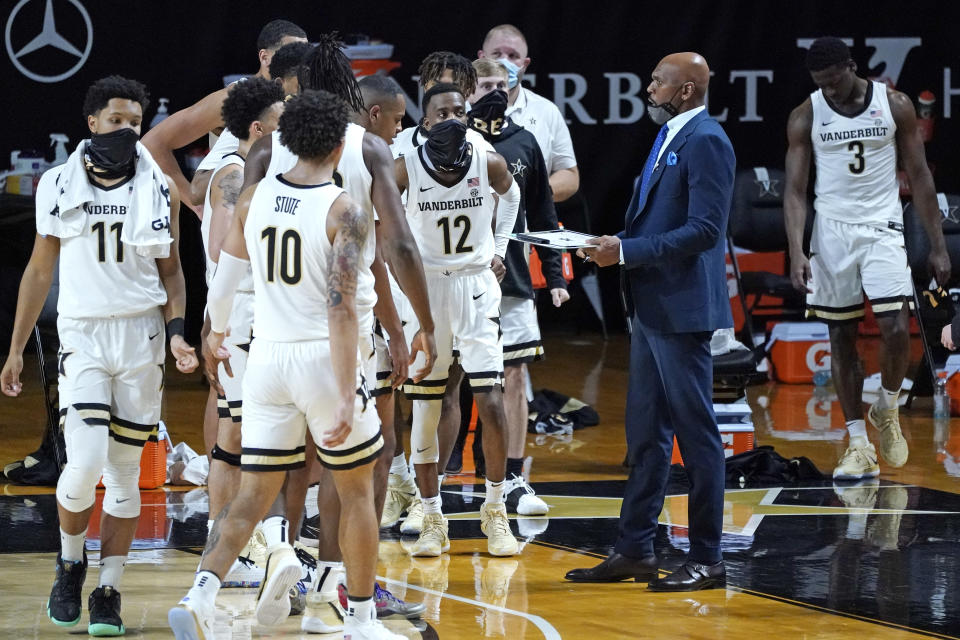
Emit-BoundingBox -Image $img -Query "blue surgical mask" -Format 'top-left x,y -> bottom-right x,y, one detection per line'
497,57 -> 521,89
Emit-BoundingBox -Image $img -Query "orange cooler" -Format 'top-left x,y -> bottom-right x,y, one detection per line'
671,424 -> 755,465
766,322 -> 831,383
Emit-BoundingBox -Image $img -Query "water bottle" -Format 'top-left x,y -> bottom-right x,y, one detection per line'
150,98 -> 170,129
933,370 -> 950,419
813,369 -> 832,386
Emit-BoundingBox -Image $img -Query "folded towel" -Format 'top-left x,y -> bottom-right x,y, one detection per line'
36,140 -> 173,258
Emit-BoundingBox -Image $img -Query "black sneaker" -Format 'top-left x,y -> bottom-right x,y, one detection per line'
88,586 -> 125,636
300,514 -> 320,548
444,446 -> 463,475
47,552 -> 87,627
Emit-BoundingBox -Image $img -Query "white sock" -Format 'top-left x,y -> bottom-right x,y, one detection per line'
315,560 -> 344,599
261,515 -> 289,549
60,528 -> 86,562
186,570 -> 221,605
390,453 -> 410,481
346,595 -> 375,623
879,386 -> 901,409
422,494 -> 442,515
846,513 -> 868,540
99,555 -> 126,589
437,473 -> 445,486
846,419 -> 868,442
485,479 -> 506,505
305,484 -> 320,519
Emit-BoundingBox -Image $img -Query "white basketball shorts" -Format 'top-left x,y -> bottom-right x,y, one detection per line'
500,295 -> 543,367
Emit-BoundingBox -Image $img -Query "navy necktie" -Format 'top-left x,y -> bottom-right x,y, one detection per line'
637,124 -> 669,207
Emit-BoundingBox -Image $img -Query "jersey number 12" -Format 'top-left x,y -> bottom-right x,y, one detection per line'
437,215 -> 473,254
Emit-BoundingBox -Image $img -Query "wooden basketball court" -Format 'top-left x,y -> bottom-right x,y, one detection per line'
1,333 -> 958,639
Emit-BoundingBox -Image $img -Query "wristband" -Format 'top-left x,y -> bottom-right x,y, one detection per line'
166,317 -> 185,343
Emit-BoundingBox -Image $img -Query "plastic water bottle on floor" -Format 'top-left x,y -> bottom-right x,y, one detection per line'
813,369 -> 831,386
933,371 -> 950,419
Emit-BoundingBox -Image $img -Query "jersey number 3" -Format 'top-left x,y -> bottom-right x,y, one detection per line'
261,227 -> 302,285
437,215 -> 473,254
847,141 -> 865,174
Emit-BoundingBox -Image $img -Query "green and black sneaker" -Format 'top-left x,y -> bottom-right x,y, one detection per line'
47,552 -> 87,626
88,586 -> 125,636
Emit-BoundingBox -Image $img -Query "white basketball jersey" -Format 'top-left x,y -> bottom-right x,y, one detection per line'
201,153 -> 253,291
55,176 -> 167,319
403,145 -> 494,270
266,124 -> 377,319
245,174 -> 344,342
810,81 -> 901,225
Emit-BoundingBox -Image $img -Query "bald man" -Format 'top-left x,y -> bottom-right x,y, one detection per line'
478,24 -> 579,202
567,53 -> 735,591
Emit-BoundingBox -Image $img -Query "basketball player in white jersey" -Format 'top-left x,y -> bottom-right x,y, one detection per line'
199,77 -> 284,588
785,37 -> 950,481
170,90 -> 404,640
395,83 -> 522,557
1,75 -> 198,636
383,52 -> 497,535
242,36 -> 434,629
143,19 -> 307,214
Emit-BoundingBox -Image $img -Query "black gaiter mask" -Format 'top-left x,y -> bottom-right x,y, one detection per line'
85,128 -> 139,178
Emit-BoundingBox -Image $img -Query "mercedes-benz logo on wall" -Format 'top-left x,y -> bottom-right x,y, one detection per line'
5,0 -> 92,83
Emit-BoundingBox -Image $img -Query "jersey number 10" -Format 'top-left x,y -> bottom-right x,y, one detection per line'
261,227 -> 302,285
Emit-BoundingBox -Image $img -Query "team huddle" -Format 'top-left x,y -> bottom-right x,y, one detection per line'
0,18 -> 573,640
0,15 -> 944,640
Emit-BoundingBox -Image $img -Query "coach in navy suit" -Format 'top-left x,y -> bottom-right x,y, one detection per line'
567,52 -> 735,591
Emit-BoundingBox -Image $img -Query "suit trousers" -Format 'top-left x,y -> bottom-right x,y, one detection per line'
613,316 -> 725,564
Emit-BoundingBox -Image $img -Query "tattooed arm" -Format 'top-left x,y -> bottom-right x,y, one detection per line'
208,164 -> 244,264
323,192 -> 369,448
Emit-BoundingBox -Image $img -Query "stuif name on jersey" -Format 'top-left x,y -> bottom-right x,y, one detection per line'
417,196 -> 484,212
83,203 -> 127,216
275,196 -> 301,215
819,126 -> 890,142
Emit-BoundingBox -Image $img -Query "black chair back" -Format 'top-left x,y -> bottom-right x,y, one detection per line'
903,193 -> 960,287
729,167 -> 813,252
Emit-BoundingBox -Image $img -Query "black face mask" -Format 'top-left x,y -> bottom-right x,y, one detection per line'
85,128 -> 139,178
469,90 -> 509,141
424,118 -> 470,172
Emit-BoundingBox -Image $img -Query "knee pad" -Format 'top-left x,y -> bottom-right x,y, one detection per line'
56,464 -> 102,513
211,444 -> 242,467
102,461 -> 142,518
409,399 -> 442,464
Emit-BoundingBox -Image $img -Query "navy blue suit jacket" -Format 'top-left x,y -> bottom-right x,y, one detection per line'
618,110 -> 735,333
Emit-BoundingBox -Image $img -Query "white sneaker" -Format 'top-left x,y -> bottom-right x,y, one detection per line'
168,596 -> 214,640
255,543 -> 302,627
381,475 -> 417,528
400,497 -> 424,535
868,402 -> 909,468
408,513 -> 449,557
343,616 -> 406,639
301,592 -> 345,634
480,503 -> 519,556
222,555 -> 264,588
833,438 -> 880,480
504,475 -> 550,515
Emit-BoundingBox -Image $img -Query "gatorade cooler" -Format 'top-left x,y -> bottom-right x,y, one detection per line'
671,422 -> 755,465
97,423 -> 169,490
86,489 -> 171,544
765,322 -> 831,383
343,40 -> 401,77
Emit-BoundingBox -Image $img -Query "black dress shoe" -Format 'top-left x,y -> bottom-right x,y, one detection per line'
647,560 -> 725,592
564,553 -> 659,583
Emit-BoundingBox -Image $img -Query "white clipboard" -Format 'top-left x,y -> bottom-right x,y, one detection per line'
503,229 -> 598,249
